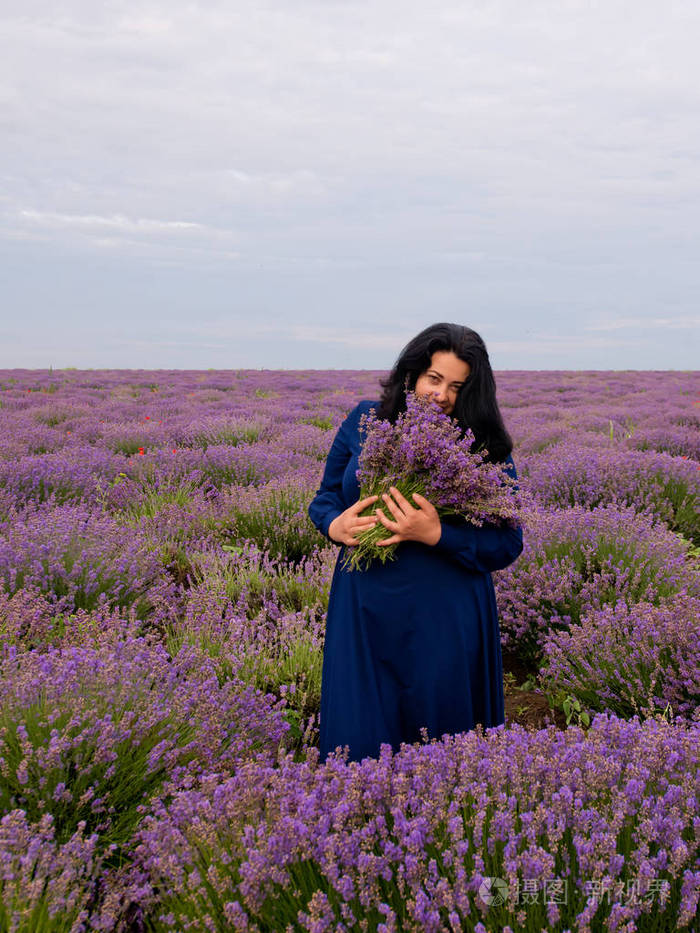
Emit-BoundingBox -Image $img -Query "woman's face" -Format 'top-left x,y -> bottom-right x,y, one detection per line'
414,350 -> 470,416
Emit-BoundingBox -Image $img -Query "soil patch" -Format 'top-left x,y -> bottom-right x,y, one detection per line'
502,649 -> 567,731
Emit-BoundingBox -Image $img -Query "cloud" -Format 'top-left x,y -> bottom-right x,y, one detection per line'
17,209 -> 207,234
5,207 -> 240,259
489,335 -> 630,355
584,316 -> 700,332
282,325 -> 405,349
2,1 -> 700,366
167,317 -> 406,349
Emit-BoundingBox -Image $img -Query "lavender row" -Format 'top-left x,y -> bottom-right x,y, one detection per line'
0,368 -> 698,932
84,714 -> 700,931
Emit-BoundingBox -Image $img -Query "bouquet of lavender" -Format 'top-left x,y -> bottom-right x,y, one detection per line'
341,391 -> 521,571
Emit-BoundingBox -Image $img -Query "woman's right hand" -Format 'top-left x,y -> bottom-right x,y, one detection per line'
328,495 -> 379,545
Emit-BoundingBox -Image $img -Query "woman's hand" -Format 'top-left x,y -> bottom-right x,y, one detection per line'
328,495 -> 380,546
374,487 -> 442,547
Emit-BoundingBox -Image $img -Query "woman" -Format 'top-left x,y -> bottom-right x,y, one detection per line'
308,323 -> 523,763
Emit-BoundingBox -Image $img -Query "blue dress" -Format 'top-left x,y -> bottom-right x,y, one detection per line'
308,400 -> 523,763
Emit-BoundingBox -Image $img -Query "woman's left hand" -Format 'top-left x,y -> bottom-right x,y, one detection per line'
374,487 -> 442,547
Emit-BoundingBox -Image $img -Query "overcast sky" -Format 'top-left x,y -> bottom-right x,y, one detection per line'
1,0 -> 698,370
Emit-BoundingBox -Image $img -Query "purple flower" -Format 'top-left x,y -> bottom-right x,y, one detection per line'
346,391 -> 521,570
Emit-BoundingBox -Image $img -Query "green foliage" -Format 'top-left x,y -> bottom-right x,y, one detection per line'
0,694 -> 196,851
677,533 -> 700,565
107,438 -> 147,455
3,536 -> 157,620
238,632 -> 322,722
4,475 -> 78,505
223,482 -> 326,563
539,534 -> 687,615
300,415 -> 333,430
190,421 -> 263,449
607,417 -> 635,441
190,551 -> 330,619
161,543 -> 201,587
120,476 -> 206,524
654,474 -> 699,545
194,457 -> 268,487
560,693 -> 591,728
0,609 -> 102,652
33,409 -> 70,426
166,613 -> 322,755
0,855 -> 95,933
544,667 -> 678,726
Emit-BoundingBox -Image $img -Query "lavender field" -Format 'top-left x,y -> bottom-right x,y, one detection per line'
0,368 -> 698,933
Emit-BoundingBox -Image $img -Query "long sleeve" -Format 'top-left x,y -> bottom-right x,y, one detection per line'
431,455 -> 523,573
307,403 -> 362,541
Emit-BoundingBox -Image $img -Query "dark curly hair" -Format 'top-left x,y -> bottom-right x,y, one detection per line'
375,322 -> 513,463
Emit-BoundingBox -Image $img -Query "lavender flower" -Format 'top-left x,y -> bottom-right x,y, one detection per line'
122,714 -> 700,933
345,391 -> 520,571
493,503 -> 698,663
0,367 -> 699,929
0,810 -> 99,931
539,595 -> 700,720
